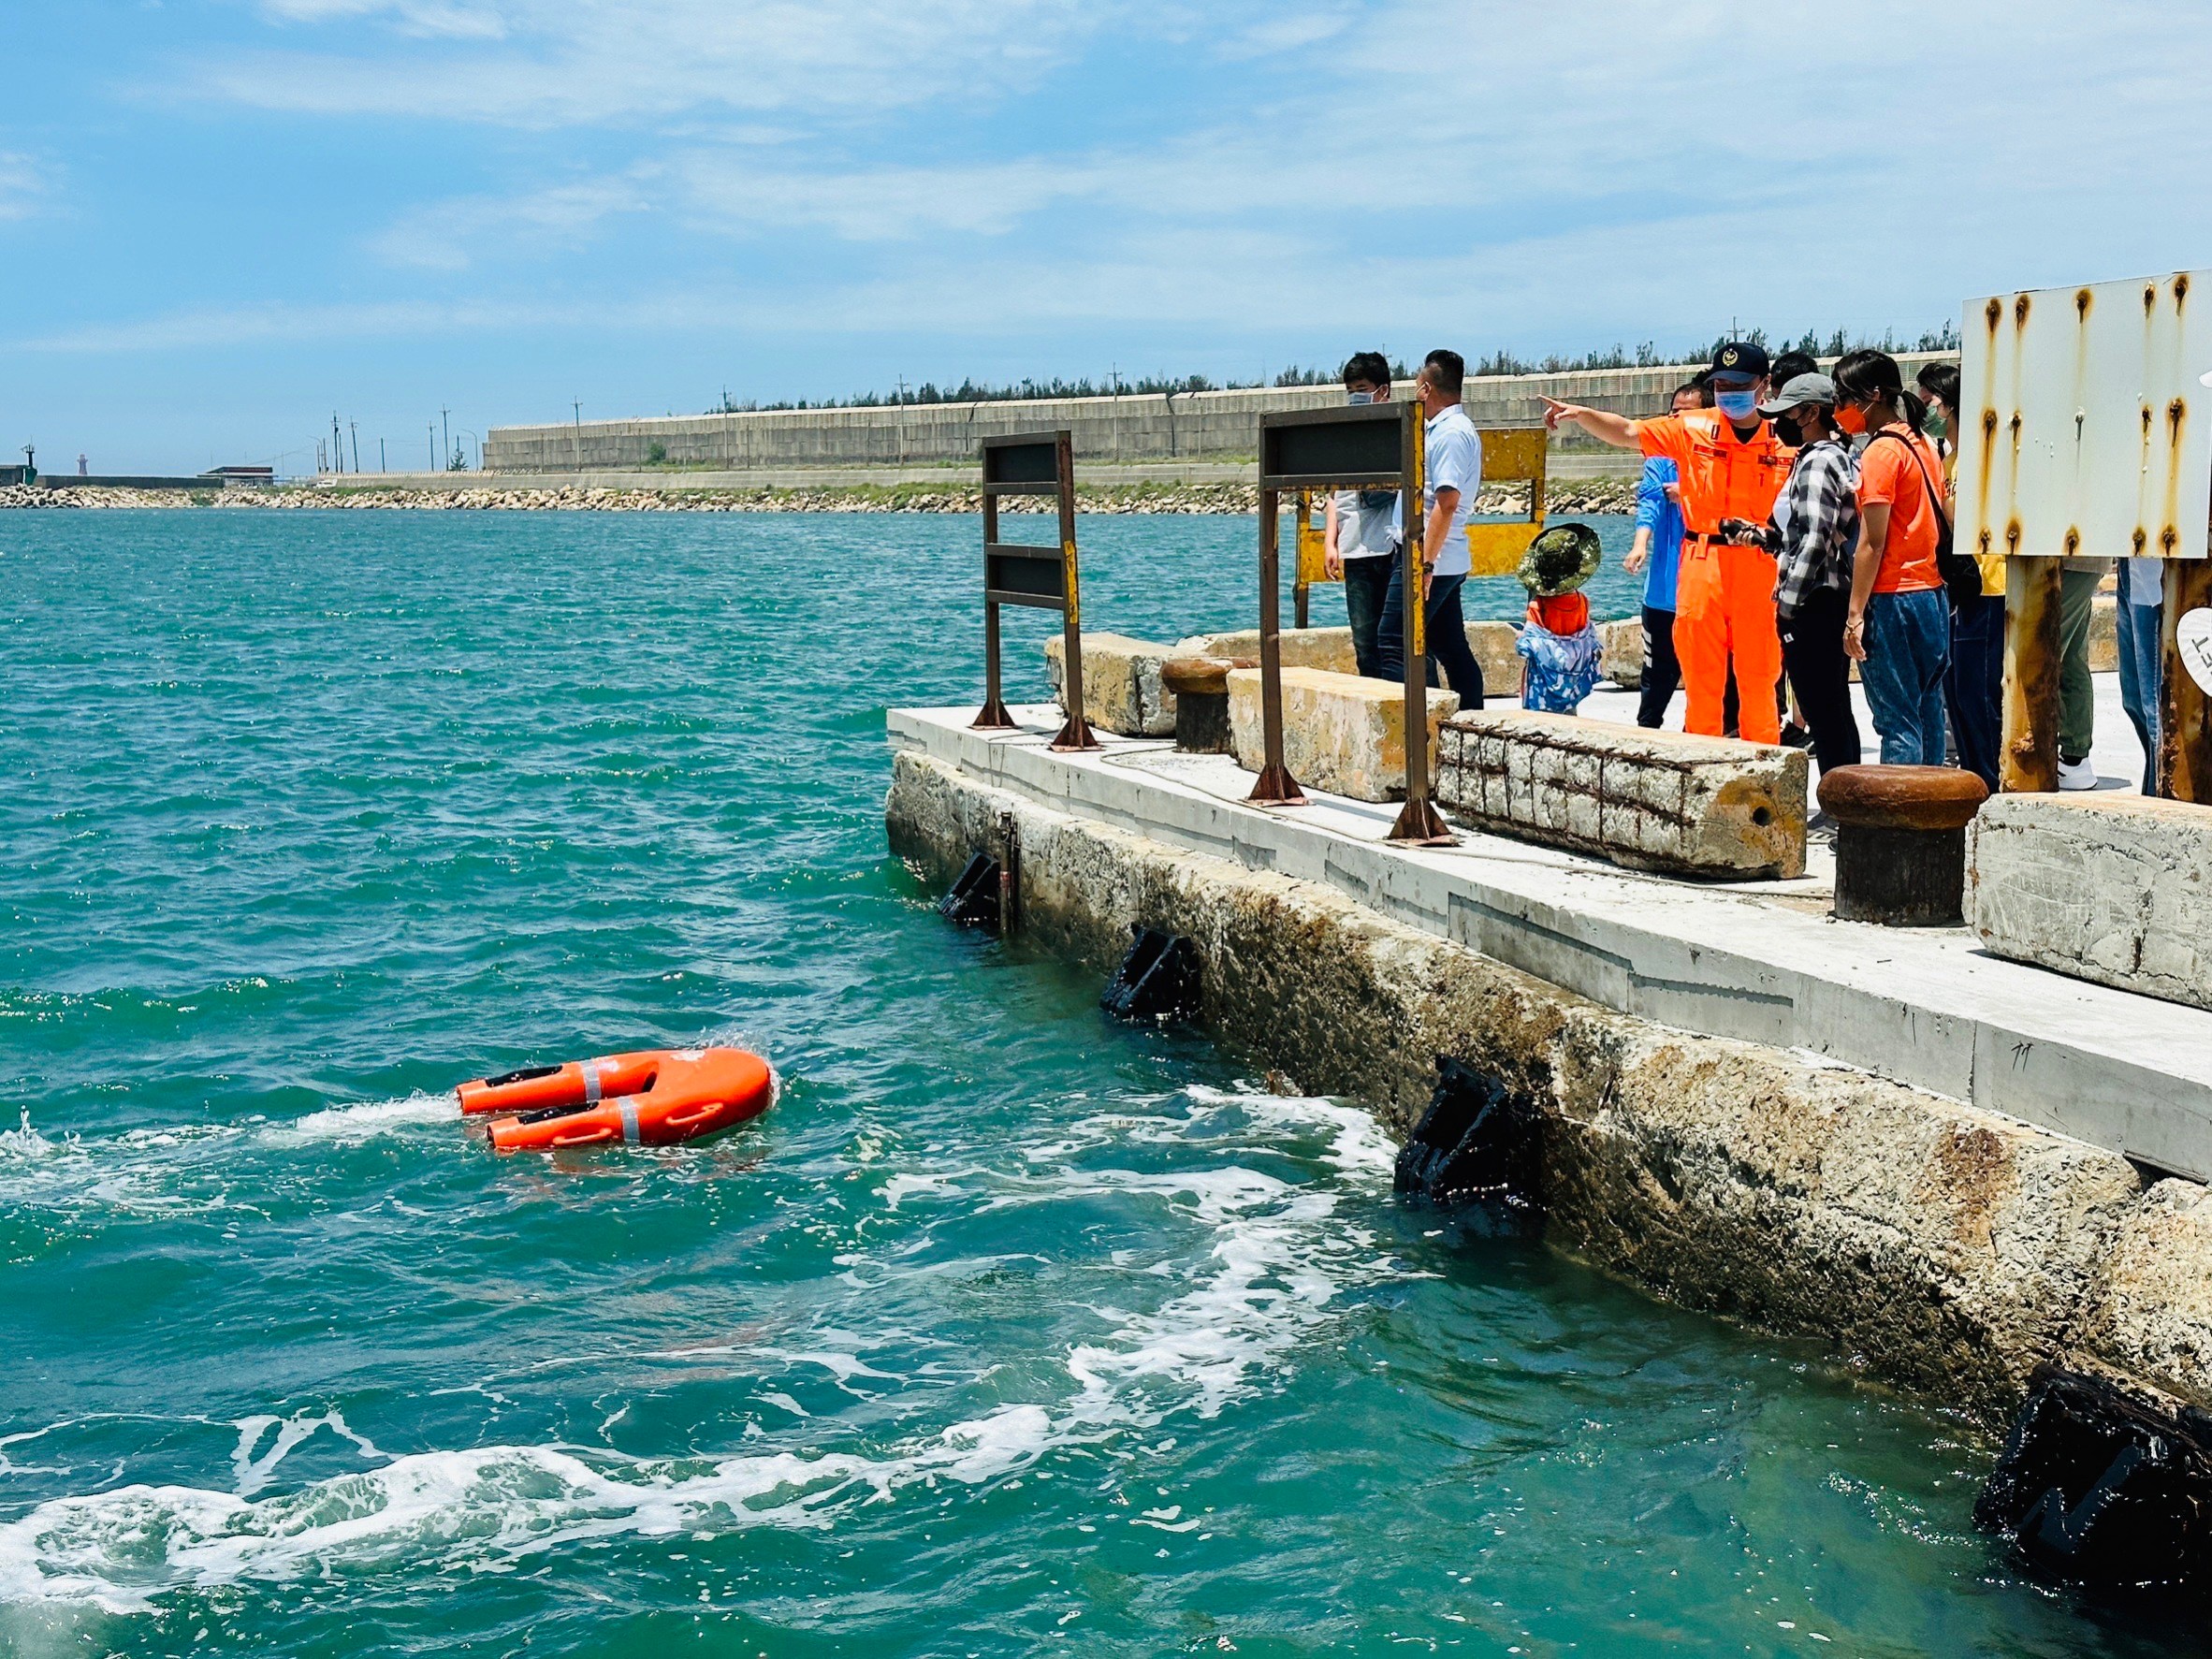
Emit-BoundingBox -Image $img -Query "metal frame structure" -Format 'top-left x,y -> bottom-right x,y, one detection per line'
971,429 -> 1098,751
1252,402 -> 1452,843
1289,426 -> 1550,626
1957,271 -> 2212,799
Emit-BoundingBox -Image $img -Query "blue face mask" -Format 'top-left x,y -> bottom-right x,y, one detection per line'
1346,390 -> 1375,405
1715,389 -> 1759,422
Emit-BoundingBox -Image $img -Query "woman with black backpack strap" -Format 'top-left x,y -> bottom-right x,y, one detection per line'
1836,350 -> 1957,766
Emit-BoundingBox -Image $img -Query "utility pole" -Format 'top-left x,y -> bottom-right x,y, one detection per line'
379,438 -> 386,473
895,375 -> 910,466
429,424 -> 437,473
573,400 -> 582,473
332,414 -> 343,474
350,422 -> 360,474
441,407 -> 451,473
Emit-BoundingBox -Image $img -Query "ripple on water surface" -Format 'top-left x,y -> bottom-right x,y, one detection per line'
0,510 -> 2190,1656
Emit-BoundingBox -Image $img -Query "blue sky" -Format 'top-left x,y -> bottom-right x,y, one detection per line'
5,0 -> 2212,474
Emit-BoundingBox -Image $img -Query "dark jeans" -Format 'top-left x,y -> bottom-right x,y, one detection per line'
1779,588 -> 1861,775
1944,589 -> 2004,792
1637,605 -> 1680,727
1378,567 -> 1486,706
1860,588 -> 1950,765
1342,556 -> 1395,680
2117,560 -> 2164,793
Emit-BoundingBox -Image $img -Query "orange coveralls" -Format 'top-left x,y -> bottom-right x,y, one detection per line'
1631,411 -> 1796,743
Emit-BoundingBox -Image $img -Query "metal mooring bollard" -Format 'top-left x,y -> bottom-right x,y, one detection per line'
1817,764 -> 1989,925
1161,655 -> 1247,754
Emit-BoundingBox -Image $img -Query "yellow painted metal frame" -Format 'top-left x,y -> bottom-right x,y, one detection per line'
1290,426 -> 1548,616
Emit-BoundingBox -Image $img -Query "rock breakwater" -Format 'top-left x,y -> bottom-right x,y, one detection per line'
1,478 -> 1637,516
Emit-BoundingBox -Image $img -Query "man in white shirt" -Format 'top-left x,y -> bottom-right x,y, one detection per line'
1375,349 -> 1486,703
1322,350 -> 1401,677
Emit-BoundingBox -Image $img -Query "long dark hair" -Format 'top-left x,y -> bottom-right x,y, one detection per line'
1916,360 -> 1960,415
1833,349 -> 1928,433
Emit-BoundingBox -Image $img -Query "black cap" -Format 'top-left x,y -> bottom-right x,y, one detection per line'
1710,341 -> 1768,380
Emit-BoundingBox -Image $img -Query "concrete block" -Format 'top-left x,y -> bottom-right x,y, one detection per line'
1969,793 -> 2212,1010
1434,709 -> 1808,878
2089,593 -> 2118,674
1467,621 -> 1521,699
1600,617 -> 1645,687
1043,633 -> 1177,736
1226,666 -> 1458,802
1188,626 -> 1356,674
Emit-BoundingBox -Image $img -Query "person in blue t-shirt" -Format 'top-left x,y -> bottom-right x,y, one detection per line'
1623,379 -> 1707,727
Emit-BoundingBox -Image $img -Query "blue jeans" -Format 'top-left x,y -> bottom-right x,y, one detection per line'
1943,589 -> 2004,792
1377,567 -> 1485,705
1342,555 -> 1395,679
1860,588 -> 1950,765
2117,560 -> 2164,793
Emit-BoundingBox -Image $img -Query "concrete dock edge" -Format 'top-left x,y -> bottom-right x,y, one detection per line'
888,747 -> 2212,1425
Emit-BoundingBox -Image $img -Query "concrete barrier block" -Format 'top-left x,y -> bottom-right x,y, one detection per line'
1468,621 -> 1521,698
1226,666 -> 1458,802
1435,709 -> 1808,878
1969,794 -> 2212,1010
1043,633 -> 1178,736
1600,618 -> 1645,687
1189,626 -> 1356,674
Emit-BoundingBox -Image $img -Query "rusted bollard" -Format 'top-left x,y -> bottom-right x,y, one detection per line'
1161,655 -> 1250,754
1817,764 -> 1989,925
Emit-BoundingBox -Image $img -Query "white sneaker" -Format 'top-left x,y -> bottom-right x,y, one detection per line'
2058,757 -> 2098,791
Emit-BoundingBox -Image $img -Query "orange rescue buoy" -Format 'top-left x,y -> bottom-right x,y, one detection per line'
456,1047 -> 773,1152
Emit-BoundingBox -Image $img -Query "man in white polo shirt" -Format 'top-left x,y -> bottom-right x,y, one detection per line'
1375,348 -> 1486,703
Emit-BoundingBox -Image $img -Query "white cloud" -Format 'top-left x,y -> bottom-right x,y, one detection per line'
0,152 -> 46,223
368,175 -> 650,269
191,0 -> 1120,127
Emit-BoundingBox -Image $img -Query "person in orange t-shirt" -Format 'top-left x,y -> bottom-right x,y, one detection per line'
1837,349 -> 1951,765
1543,342 -> 1794,743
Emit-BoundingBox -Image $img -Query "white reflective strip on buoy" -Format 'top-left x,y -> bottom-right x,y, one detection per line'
619,1099 -> 641,1144
582,1059 -> 602,1103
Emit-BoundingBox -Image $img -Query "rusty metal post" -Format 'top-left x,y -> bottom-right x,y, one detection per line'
2001,555 -> 2063,792
1293,489 -> 1313,629
972,476 -> 1015,730
2161,559 -> 2212,802
1246,484 -> 1304,805
1048,429 -> 1099,752
1390,405 -> 1451,844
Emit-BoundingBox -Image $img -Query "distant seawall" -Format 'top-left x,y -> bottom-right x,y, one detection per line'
484,355 -> 1956,478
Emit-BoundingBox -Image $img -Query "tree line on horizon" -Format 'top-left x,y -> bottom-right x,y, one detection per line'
705,321 -> 1963,415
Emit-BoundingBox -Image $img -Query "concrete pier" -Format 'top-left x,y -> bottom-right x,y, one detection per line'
885,702 -> 2212,1422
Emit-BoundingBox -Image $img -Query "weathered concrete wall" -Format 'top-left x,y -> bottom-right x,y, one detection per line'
1970,793 -> 2212,1011
488,356 -> 1955,474
886,749 -> 2212,1420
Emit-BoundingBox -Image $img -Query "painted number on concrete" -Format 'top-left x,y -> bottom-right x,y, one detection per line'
2182,608 -> 2212,695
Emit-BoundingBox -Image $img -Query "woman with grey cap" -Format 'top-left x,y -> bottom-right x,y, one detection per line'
1724,371 -> 1864,779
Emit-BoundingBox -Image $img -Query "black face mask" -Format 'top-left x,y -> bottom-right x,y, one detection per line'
1770,411 -> 1801,445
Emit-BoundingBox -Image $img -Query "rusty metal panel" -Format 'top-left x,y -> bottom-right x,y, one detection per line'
1259,403 -> 1404,489
981,432 -> 1061,486
1957,271 -> 2212,566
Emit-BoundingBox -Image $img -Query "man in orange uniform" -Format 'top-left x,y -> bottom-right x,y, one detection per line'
1542,342 -> 1795,742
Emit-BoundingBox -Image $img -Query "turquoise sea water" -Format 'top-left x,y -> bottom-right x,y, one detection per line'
0,508 -> 2184,1656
